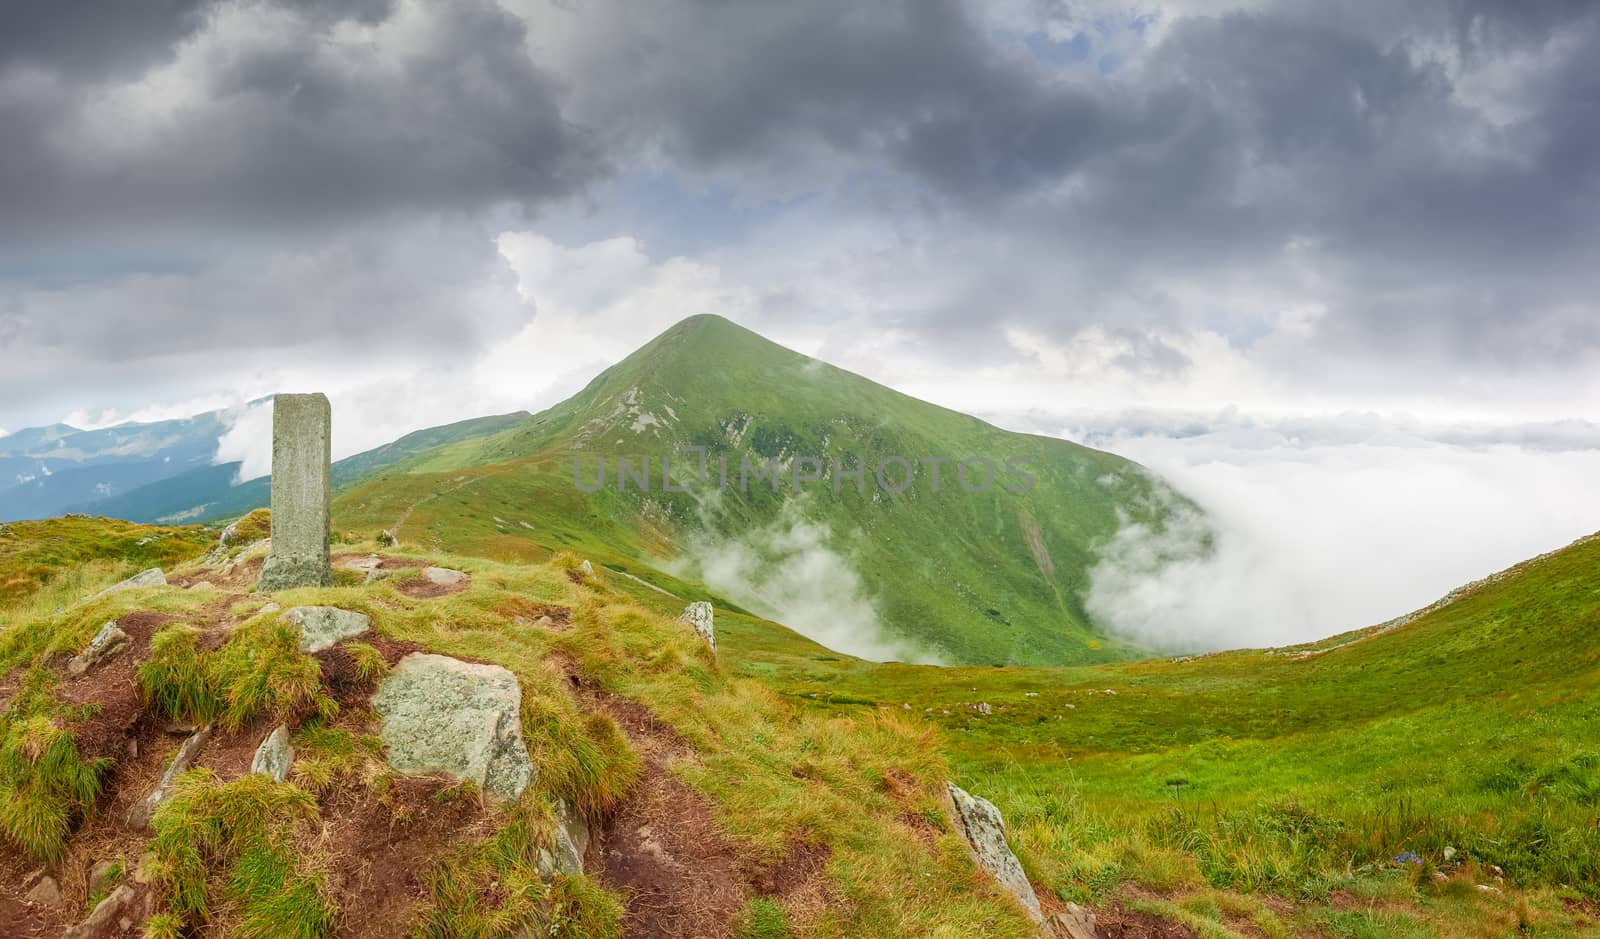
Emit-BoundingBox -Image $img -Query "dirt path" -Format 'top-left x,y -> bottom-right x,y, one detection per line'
565,672 -> 749,939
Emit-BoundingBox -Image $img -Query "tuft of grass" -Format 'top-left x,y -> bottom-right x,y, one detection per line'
227,509 -> 273,546
735,897 -> 791,939
289,722 -> 385,796
0,702 -> 111,860
143,769 -> 333,937
139,618 -> 336,731
343,642 -> 390,684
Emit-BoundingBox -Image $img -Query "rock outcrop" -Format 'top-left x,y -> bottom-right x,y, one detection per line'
127,724 -> 212,829
250,724 -> 294,783
371,653 -> 534,800
284,606 -> 371,653
67,621 -> 131,676
677,601 -> 716,652
946,781 -> 1043,924
94,568 -> 166,598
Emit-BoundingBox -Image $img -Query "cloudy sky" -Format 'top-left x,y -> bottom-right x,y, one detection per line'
4,0 -> 1599,646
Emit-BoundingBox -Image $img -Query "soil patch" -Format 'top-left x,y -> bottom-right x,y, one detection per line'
320,775 -> 493,939
394,575 -> 462,600
491,598 -> 572,630
170,555 -> 265,593
1095,906 -> 1201,938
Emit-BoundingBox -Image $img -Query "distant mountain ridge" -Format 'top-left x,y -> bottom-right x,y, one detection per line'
0,407 -> 530,524
0,412 -> 230,521
73,411 -> 532,524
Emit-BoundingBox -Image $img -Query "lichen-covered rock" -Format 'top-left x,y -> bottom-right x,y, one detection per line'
284,606 -> 371,653
94,568 -> 166,598
946,781 -> 1043,924
67,621 -> 130,676
371,653 -> 534,800
128,725 -> 212,829
250,724 -> 294,782
678,601 -> 716,652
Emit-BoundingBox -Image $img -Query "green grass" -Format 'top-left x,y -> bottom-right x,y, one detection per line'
736,898 -> 792,938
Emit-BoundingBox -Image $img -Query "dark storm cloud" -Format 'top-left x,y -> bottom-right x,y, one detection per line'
0,0 -> 601,243
0,0 -> 208,78
546,0 -> 1599,369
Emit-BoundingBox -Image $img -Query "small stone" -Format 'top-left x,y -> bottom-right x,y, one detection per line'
63,885 -> 152,939
260,601 -> 282,613
93,568 -> 166,599
1048,903 -> 1097,939
1443,845 -> 1457,861
67,622 -> 131,676
363,569 -> 391,585
378,530 -> 399,547
422,567 -> 467,587
250,725 -> 294,783
535,798 -> 589,877
186,581 -> 217,592
579,560 -> 594,576
284,606 -> 371,653
532,615 -> 555,629
128,725 -> 212,829
88,859 -> 122,899
23,873 -> 62,907
677,601 -> 716,652
976,702 -> 992,715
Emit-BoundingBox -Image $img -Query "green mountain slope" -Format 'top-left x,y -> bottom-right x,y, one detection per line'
334,315 -> 1199,667
80,411 -> 531,524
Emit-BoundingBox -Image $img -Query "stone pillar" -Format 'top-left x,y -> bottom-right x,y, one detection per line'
257,393 -> 333,592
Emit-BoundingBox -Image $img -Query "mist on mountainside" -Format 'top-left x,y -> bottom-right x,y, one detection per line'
1082,421 -> 1600,651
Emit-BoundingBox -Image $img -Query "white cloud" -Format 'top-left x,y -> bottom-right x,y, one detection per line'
666,498 -> 941,664
1080,414 -> 1600,651
480,232 -> 761,403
